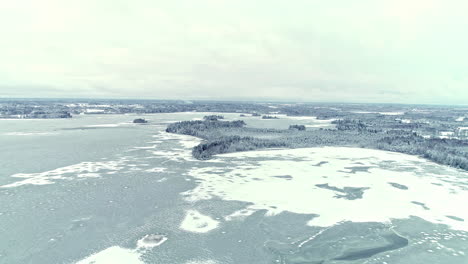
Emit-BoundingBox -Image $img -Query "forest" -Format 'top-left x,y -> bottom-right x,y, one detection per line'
166,119 -> 468,171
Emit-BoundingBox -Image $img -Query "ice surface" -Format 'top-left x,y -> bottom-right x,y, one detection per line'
184,147 -> 468,231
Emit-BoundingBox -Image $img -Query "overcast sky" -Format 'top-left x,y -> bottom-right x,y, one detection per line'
0,0 -> 467,104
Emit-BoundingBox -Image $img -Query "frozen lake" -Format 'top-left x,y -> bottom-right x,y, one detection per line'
0,113 -> 466,264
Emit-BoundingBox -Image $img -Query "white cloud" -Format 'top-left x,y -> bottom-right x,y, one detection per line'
0,0 -> 467,103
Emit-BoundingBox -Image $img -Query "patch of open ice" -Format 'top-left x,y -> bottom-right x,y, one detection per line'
224,207 -> 258,221
180,210 -> 220,233
136,234 -> 168,249
75,246 -> 143,264
146,132 -> 201,162
351,111 -> 404,115
133,145 -> 158,150
2,131 -> 58,136
77,173 -> 101,178
304,124 -> 333,128
0,118 -> 47,121
272,114 -> 318,120
379,112 -> 405,115
151,132 -> 200,153
76,234 -> 167,264
145,167 -> 166,173
84,124 -> 122,128
185,260 -> 219,264
1,160 -> 126,188
184,147 -> 468,231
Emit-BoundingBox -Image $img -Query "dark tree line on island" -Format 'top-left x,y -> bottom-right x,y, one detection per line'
262,115 -> 279,119
203,115 -> 224,121
333,119 -> 468,170
192,136 -> 288,159
133,118 -> 148,123
166,119 -> 468,170
375,136 -> 468,170
289,125 -> 306,131
166,119 -> 284,159
166,119 -> 246,138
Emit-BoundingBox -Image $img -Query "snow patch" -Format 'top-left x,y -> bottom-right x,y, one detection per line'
184,147 -> 468,231
180,210 -> 220,233
185,260 -> 219,264
3,131 -> 58,136
76,246 -> 143,264
1,160 -> 126,188
76,234 -> 167,264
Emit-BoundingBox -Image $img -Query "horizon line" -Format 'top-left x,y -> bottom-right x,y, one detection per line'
0,96 -> 467,107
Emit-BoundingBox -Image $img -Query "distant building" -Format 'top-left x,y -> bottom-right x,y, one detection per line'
439,131 -> 455,139
456,127 -> 468,138
438,127 -> 468,139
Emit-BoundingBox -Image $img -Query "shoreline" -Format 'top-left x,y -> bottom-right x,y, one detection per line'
166,119 -> 468,171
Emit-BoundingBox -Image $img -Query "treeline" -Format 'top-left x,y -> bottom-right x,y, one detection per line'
192,136 -> 287,159
166,119 -> 246,138
333,119 -> 368,132
167,119 -> 379,159
166,118 -> 468,171
203,115 -> 224,121
262,115 -> 279,119
375,135 -> 468,170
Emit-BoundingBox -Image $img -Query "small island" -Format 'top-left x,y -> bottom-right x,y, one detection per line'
133,118 -> 148,124
262,115 -> 279,119
289,125 -> 306,131
203,115 -> 224,121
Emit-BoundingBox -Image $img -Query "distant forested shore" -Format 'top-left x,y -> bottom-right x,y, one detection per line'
166,118 -> 468,171
2,99 -> 466,169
